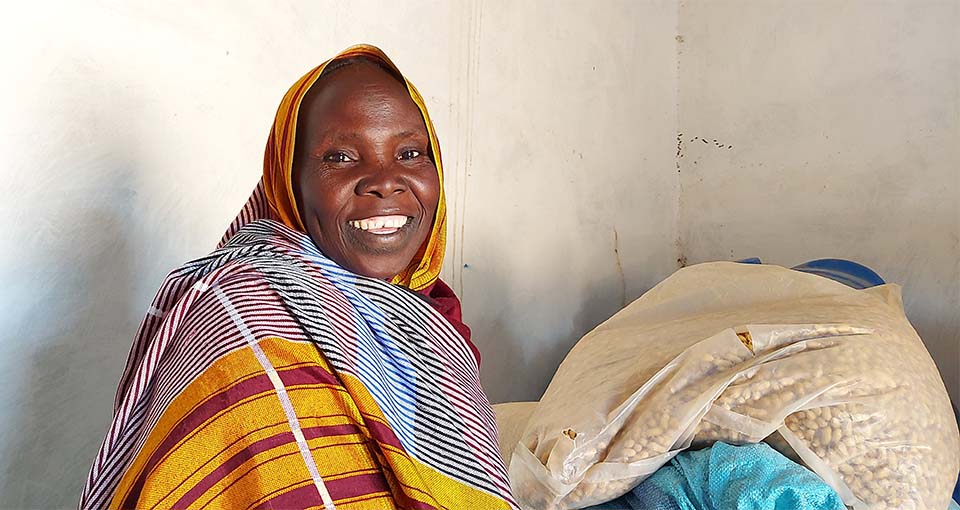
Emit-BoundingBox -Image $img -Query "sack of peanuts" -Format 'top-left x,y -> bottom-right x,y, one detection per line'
494,402 -> 538,467
509,262 -> 959,510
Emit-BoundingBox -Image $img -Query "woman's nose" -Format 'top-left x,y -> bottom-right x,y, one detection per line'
355,161 -> 408,198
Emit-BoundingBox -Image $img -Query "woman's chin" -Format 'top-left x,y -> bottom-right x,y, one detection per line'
345,258 -> 409,281
344,221 -> 417,254
334,222 -> 429,280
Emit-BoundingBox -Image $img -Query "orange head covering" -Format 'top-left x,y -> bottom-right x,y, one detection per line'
261,44 -> 446,291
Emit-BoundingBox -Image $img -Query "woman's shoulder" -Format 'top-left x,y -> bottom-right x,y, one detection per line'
216,219 -> 318,257
149,220 -> 315,300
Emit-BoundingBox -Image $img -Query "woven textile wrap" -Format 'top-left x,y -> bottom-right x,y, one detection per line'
80,220 -> 516,509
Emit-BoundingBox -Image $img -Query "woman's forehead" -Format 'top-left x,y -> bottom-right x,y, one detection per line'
299,63 -> 427,137
310,58 -> 408,104
320,55 -> 404,84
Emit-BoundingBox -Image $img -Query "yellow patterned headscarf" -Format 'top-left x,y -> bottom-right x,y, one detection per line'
261,44 -> 446,291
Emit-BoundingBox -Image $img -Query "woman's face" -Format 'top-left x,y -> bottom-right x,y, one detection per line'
293,61 -> 440,281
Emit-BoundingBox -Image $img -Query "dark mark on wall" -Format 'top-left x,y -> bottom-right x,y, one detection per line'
685,135 -> 735,151
676,132 -> 684,172
679,133 -> 735,173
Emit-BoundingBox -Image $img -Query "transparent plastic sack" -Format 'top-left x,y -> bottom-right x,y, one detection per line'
494,401 -> 538,468
509,262 -> 959,510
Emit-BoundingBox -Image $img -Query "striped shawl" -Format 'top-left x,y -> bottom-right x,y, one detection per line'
80,219 -> 516,510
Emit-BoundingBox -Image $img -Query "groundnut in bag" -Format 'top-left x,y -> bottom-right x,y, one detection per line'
509,262 -> 959,510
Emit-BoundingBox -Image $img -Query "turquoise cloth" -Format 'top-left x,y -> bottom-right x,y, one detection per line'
586,442 -> 845,510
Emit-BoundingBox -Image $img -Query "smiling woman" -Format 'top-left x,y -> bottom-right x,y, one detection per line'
80,45 -> 513,510
292,57 -> 440,283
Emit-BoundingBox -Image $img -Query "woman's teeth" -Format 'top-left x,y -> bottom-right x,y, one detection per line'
349,215 -> 409,234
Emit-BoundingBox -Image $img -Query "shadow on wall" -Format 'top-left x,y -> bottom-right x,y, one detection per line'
1,189 -> 141,509
472,225 -> 635,405
0,90 -> 148,507
0,169 -> 144,508
463,226 -> 526,404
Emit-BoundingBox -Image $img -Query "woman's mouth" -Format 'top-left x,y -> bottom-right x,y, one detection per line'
348,215 -> 412,235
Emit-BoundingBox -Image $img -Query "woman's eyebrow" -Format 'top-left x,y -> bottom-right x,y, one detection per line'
319,132 -> 362,143
313,130 -> 424,144
394,130 -> 425,140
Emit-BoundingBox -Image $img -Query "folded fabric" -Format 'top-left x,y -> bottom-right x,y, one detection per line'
586,442 -> 845,510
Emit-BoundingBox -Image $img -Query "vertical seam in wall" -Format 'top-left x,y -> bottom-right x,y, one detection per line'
449,0 -> 482,301
674,0 -> 686,268
448,6 -> 465,293
445,14 -> 457,287
460,0 -> 482,298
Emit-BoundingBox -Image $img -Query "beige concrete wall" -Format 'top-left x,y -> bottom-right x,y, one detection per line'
677,0 -> 959,403
447,0 -> 680,403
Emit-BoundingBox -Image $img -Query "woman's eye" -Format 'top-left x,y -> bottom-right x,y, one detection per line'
323,151 -> 353,163
398,149 -> 421,160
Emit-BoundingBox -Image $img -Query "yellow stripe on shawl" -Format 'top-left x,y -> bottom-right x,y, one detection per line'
108,341 -> 387,509
263,44 -> 446,291
110,337 -> 507,510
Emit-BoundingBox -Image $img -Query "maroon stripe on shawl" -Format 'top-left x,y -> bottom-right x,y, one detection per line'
172,424 -> 363,509
256,472 -> 392,509
299,423 -> 360,441
395,496 -> 440,510
153,415 -> 348,508
254,482 -> 320,510
205,439 -> 368,509
324,472 -> 395,503
206,450 -> 315,510
278,364 -> 343,388
363,416 -> 404,451
397,493 -> 442,510
122,365 -> 341,509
